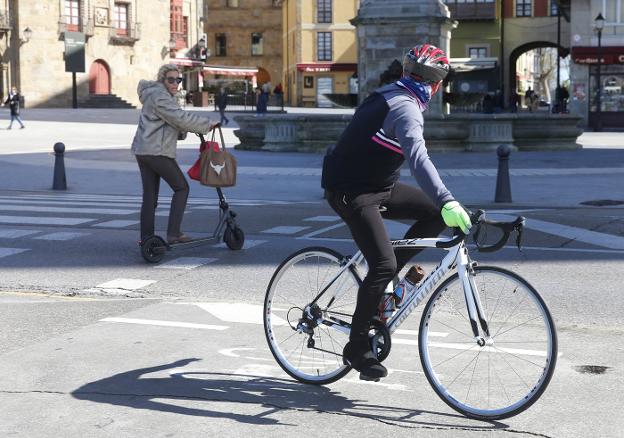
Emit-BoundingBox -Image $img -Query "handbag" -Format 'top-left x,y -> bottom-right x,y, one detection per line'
199,126 -> 237,187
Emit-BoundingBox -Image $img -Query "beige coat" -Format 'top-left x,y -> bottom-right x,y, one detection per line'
131,80 -> 214,159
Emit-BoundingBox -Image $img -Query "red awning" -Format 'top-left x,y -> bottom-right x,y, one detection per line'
571,46 -> 624,65
202,65 -> 258,76
170,58 -> 203,68
296,63 -> 357,73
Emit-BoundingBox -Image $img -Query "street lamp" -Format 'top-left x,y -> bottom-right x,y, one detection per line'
21,27 -> 33,43
593,12 -> 604,132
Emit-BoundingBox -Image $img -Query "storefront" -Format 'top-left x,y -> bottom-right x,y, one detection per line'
572,46 -> 624,130
295,63 -> 358,108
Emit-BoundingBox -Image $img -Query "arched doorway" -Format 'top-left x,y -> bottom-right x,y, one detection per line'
508,41 -> 568,103
89,60 -> 111,95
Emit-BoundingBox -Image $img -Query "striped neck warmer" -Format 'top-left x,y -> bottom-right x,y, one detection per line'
397,77 -> 432,110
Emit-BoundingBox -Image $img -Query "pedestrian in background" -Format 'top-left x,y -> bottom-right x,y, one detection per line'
3,87 -> 25,130
131,63 -> 219,244
216,86 -> 229,125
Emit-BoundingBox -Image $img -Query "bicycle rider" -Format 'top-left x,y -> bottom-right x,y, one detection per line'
321,44 -> 472,381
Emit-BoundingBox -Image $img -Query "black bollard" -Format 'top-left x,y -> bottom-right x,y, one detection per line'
495,144 -> 512,203
52,142 -> 67,190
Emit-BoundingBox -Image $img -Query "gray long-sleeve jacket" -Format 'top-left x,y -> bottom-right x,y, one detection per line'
321,82 -> 454,208
131,80 -> 215,159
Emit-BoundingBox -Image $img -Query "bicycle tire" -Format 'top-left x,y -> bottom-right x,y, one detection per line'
418,265 -> 557,420
264,247 -> 362,385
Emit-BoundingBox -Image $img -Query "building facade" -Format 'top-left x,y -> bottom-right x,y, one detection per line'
446,0 -> 570,109
568,0 -> 624,129
0,0 -> 205,108
203,0 -> 282,95
281,0 -> 359,107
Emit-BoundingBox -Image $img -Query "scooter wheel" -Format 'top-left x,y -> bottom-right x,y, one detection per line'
141,235 -> 167,263
224,226 -> 245,250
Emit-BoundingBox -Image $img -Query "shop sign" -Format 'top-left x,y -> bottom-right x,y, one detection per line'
572,47 -> 624,65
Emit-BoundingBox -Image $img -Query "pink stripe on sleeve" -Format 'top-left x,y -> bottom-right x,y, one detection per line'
372,135 -> 402,154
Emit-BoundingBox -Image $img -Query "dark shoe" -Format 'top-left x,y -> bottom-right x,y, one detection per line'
167,233 -> 193,244
20,126 -> 25,129
343,340 -> 388,382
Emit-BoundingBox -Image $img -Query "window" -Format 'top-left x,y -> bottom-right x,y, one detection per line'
216,33 -> 227,56
468,47 -> 487,58
550,1 -> 558,16
113,3 -> 128,35
317,0 -> 332,23
317,32 -> 332,61
251,33 -> 263,55
516,0 -> 532,17
64,0 -> 80,30
227,0 -> 239,7
602,0 -> 624,24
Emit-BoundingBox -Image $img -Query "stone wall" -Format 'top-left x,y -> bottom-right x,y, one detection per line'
12,0 -> 199,108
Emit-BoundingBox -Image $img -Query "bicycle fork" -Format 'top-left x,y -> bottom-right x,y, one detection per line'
457,246 -> 491,345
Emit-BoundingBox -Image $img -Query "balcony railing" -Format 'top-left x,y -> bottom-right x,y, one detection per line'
0,11 -> 11,31
58,15 -> 94,36
109,23 -> 141,44
446,2 -> 496,20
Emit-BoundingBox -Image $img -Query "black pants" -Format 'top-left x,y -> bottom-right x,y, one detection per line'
219,108 -> 229,124
326,183 -> 446,341
135,155 -> 189,239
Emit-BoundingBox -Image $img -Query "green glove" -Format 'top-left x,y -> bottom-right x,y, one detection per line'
441,201 -> 472,234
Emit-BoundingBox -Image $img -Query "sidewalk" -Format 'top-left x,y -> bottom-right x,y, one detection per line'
1,107 -> 623,208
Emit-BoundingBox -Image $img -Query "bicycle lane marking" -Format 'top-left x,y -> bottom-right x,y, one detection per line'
494,214 -> 624,250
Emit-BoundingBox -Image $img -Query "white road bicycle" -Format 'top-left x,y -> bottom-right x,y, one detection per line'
263,210 -> 557,420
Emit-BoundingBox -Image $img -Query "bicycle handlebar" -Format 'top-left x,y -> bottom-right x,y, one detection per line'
437,209 -> 525,252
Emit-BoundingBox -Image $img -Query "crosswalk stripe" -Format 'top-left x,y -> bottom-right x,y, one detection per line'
0,247 -> 29,258
0,215 -> 95,226
33,232 -> 90,241
92,220 -> 139,228
0,229 -> 40,238
155,257 -> 217,270
194,302 -> 287,326
100,317 -> 229,331
0,204 -> 137,215
261,225 -> 309,235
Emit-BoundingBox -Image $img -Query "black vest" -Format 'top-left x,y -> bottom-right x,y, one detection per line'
322,91 -> 404,194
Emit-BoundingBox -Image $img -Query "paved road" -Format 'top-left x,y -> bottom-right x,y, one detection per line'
0,108 -> 623,437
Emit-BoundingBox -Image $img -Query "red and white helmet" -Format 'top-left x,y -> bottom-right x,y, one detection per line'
403,44 -> 450,93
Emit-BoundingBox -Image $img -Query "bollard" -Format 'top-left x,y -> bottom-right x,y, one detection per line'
52,142 -> 67,190
494,144 -> 512,203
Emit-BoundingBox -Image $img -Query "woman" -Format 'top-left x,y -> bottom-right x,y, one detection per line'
3,87 -> 25,129
131,64 -> 218,244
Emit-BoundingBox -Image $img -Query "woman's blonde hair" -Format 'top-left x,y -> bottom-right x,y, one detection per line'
157,63 -> 180,83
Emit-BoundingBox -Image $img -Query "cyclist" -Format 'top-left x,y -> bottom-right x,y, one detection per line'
321,44 -> 472,381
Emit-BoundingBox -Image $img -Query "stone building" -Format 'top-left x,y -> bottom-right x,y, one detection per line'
203,0 -> 282,94
1,0 -> 205,108
280,0 -> 359,108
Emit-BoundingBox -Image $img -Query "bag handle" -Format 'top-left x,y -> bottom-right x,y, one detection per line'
197,124 -> 226,152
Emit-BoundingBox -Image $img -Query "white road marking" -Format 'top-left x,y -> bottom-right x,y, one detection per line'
426,341 -> 550,357
100,317 -> 228,331
394,329 -> 448,338
304,216 -> 341,222
92,220 -> 140,228
298,222 -> 346,239
218,348 -> 273,362
94,278 -> 156,290
0,204 -> 137,215
261,225 -> 310,235
0,247 -> 30,258
0,216 -> 95,226
0,229 -> 40,238
495,214 -> 624,250
154,257 -> 217,270
195,302 -> 287,325
212,239 -> 267,250
33,232 -> 90,241
0,198 -> 139,208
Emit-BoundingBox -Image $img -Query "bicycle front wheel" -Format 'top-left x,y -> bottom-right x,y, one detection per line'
264,247 -> 361,385
419,266 -> 557,420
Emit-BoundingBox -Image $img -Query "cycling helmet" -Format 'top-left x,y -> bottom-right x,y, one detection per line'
403,44 -> 450,85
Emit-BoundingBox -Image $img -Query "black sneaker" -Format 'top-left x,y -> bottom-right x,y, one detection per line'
343,340 -> 388,382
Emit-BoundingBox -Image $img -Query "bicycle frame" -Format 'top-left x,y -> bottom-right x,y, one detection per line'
315,236 -> 490,341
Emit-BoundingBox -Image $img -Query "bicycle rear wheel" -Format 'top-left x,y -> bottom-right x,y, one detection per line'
264,247 -> 361,384
419,266 -> 557,420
